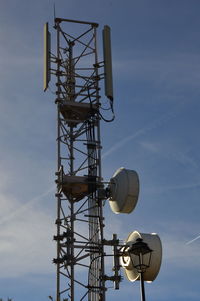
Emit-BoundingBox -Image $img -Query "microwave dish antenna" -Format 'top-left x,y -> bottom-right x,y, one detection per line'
108,167 -> 139,214
120,231 -> 162,282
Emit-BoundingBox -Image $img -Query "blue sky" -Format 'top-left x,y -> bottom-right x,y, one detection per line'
1,0 -> 200,300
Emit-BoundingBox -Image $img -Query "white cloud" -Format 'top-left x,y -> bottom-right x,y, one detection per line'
102,105 -> 180,160
0,189 -> 55,278
139,141 -> 160,153
0,187 -> 54,226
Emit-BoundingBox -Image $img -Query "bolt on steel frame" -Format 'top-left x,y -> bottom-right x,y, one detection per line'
52,18 -> 106,301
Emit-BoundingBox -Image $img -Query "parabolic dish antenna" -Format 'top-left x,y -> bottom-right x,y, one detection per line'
120,231 -> 162,282
109,167 -> 139,214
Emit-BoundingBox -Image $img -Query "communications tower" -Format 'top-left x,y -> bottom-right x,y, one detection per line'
44,17 -> 162,301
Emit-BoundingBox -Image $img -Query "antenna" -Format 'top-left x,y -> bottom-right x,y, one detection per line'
43,22 -> 51,92
120,231 -> 162,282
103,25 -> 113,101
44,18 -> 162,301
108,167 -> 139,214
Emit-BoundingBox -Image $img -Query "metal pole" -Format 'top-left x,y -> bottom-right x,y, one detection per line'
68,41 -> 75,301
139,272 -> 146,301
94,25 -> 106,301
56,20 -> 61,301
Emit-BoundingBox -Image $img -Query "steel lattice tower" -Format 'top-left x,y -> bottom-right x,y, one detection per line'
52,18 -> 107,301
44,16 -> 163,301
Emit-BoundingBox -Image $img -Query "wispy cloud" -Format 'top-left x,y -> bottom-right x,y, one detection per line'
140,140 -> 199,170
0,203 -> 55,278
161,233 -> 200,268
0,186 -> 54,226
186,234 -> 200,245
102,104 -> 182,159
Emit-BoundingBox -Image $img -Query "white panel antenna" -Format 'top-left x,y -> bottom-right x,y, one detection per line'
103,25 -> 113,100
43,22 -> 51,92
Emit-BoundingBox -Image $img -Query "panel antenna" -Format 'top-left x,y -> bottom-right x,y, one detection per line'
103,25 -> 113,100
43,22 -> 51,92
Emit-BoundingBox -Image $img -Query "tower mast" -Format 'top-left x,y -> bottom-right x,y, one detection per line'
44,17 -> 163,301
53,18 -> 106,301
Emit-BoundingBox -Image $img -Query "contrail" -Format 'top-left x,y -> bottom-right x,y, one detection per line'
186,235 -> 200,245
102,107 -> 179,159
0,186 -> 54,226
